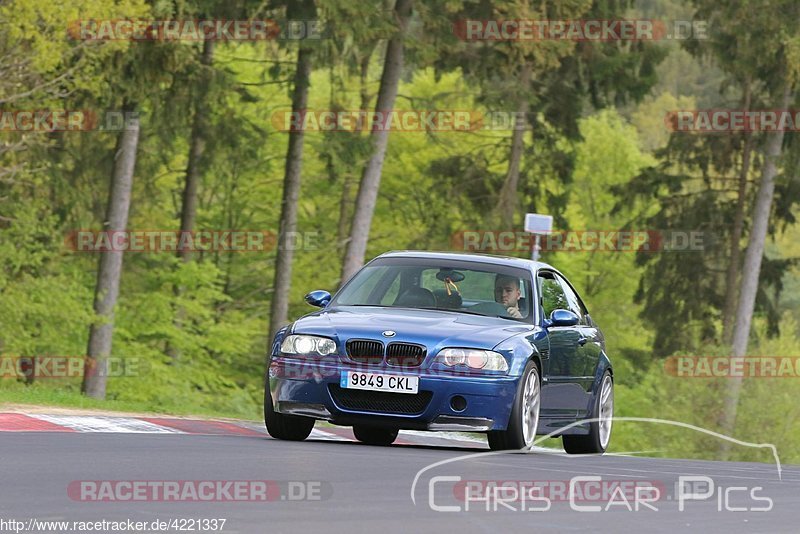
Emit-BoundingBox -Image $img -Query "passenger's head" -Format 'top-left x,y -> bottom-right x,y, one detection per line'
494,275 -> 521,307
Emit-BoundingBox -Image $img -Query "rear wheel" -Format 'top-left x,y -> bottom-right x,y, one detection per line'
563,371 -> 613,454
353,425 -> 398,446
264,387 -> 315,441
488,360 -> 540,451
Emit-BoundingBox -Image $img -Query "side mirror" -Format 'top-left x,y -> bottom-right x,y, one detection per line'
548,308 -> 579,327
304,290 -> 331,308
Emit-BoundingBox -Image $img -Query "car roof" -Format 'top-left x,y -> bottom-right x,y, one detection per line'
376,250 -> 556,273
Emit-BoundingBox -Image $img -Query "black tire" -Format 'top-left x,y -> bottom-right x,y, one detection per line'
563,371 -> 613,454
488,360 -> 540,451
353,425 -> 398,446
264,387 -> 314,441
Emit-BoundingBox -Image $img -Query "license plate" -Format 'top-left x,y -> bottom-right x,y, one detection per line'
340,371 -> 419,394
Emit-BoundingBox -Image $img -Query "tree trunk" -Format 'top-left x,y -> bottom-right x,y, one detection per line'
721,80 -> 752,344
336,169 -> 353,250
719,84 -> 792,453
340,0 -> 414,283
82,103 -> 140,399
337,52 -> 373,249
494,65 -> 530,229
268,2 -> 315,337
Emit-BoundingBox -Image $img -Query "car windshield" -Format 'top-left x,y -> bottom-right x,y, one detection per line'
331,257 -> 534,322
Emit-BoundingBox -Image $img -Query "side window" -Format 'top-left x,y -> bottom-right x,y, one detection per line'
538,273 -> 569,319
555,274 -> 587,323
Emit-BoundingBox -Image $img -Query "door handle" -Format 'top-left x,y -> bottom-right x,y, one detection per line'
577,336 -> 588,346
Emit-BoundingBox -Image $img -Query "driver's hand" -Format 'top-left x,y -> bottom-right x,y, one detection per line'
506,306 -> 522,318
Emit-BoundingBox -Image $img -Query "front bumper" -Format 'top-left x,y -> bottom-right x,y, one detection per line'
268,357 -> 518,431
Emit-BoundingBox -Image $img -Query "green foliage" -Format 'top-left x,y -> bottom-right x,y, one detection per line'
611,315 -> 800,463
549,110 -> 655,362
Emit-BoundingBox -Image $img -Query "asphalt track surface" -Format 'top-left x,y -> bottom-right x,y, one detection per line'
1,428 -> 798,534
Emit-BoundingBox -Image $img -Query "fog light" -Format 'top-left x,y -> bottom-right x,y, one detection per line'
450,395 -> 467,412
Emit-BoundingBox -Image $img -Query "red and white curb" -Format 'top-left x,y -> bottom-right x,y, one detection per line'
0,413 -> 486,448
0,413 -> 262,436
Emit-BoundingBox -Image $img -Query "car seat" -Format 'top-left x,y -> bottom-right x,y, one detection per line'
393,287 -> 436,308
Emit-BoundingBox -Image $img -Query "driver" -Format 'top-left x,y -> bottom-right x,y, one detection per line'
494,274 -> 523,318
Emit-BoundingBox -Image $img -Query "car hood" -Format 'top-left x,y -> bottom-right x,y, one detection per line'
290,306 -> 533,352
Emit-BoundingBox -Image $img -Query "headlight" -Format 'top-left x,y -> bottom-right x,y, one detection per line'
435,348 -> 508,372
280,335 -> 338,357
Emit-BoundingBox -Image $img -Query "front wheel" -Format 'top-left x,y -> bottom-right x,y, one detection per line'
264,387 -> 315,441
353,425 -> 398,446
488,360 -> 540,450
563,371 -> 613,454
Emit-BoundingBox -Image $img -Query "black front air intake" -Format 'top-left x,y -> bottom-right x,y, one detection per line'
328,385 -> 432,415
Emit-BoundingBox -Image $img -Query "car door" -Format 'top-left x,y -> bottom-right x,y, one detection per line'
537,270 -> 585,418
556,274 -> 599,416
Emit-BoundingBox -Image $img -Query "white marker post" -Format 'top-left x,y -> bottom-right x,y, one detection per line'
524,213 -> 553,261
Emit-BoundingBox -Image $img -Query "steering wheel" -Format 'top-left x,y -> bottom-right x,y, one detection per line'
467,301 -> 509,316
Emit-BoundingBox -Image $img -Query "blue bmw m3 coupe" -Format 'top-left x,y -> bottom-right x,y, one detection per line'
265,251 -> 614,453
